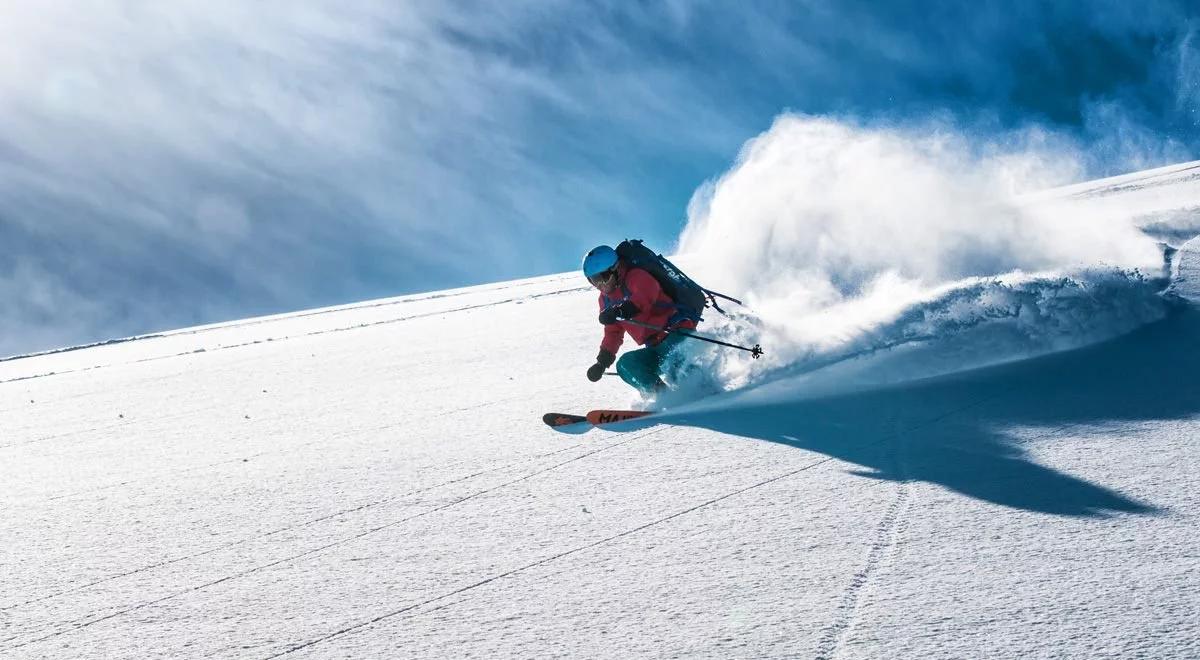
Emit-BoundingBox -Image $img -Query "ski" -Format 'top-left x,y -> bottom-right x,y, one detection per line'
543,412 -> 587,427
586,409 -> 653,425
542,409 -> 654,428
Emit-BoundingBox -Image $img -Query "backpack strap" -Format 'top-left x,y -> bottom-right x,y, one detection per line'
701,288 -> 745,316
607,273 -> 711,329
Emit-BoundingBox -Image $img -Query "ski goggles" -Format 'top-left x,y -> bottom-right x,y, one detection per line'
588,266 -> 618,288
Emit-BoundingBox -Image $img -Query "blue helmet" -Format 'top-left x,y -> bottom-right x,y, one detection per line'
582,245 -> 619,281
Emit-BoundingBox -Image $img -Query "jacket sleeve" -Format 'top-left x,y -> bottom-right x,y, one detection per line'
600,322 -> 625,355
599,295 -> 625,355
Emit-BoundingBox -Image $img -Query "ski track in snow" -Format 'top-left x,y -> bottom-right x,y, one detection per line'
1,431 -> 583,612
267,392 -> 1007,658
812,416 -> 1106,660
814,435 -> 912,660
1,428 -> 663,651
3,380 -> 1000,656
812,392 -> 1005,660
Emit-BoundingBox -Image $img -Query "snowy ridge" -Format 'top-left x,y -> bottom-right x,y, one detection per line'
1019,158 -> 1200,203
0,273 -> 587,384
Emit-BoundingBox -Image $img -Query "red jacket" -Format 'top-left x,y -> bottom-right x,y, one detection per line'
598,262 -> 698,355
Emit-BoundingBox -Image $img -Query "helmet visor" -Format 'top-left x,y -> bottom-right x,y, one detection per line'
588,265 -> 618,288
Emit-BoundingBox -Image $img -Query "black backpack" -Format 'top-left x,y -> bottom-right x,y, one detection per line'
615,239 -> 742,321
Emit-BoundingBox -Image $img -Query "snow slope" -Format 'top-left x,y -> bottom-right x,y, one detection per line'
3,164 -> 1200,659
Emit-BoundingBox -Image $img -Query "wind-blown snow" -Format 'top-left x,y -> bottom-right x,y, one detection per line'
674,117 -> 1195,398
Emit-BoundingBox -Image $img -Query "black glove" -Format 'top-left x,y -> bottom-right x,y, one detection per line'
587,349 -> 616,382
598,299 -> 639,325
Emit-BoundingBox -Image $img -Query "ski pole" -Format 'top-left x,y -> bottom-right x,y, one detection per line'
618,318 -> 764,359
675,329 -> 764,358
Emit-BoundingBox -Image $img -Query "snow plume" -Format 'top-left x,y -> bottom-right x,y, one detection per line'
673,116 -> 1173,399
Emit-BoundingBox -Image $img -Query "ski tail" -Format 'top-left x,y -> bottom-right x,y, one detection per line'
543,412 -> 587,427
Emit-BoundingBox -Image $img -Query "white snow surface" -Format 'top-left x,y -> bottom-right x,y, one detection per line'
4,164 -> 1200,659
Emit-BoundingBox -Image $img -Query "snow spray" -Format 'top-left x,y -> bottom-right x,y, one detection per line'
673,115 -> 1172,396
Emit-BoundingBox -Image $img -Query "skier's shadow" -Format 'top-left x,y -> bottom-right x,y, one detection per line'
613,306 -> 1200,517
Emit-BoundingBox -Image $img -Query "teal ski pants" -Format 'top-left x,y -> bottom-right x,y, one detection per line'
615,332 -> 688,394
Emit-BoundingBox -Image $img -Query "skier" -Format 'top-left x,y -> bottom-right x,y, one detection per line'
582,245 -> 699,394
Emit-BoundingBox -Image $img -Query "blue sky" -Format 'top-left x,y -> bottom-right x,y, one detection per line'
0,1 -> 1197,356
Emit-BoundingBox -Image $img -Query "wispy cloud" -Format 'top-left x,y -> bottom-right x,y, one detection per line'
0,2 -> 734,355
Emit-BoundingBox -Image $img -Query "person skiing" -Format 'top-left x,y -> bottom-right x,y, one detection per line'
582,245 -> 699,394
